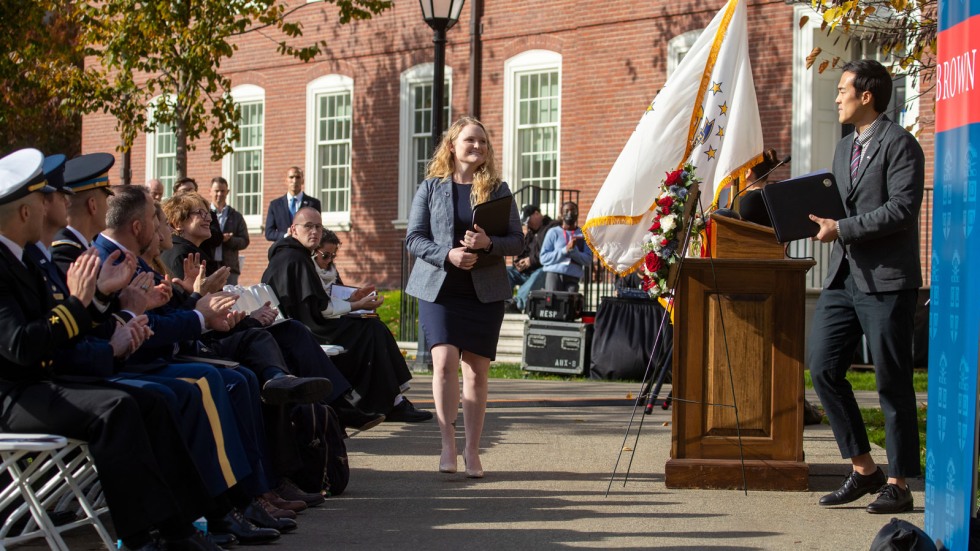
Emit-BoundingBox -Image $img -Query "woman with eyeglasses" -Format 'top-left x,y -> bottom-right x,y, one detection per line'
311,229 -> 383,316
160,192 -> 222,278
405,117 -> 524,478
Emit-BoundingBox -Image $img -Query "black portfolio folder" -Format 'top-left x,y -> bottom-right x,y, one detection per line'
471,194 -> 513,237
762,170 -> 845,243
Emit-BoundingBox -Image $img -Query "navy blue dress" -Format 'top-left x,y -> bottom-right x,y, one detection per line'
418,182 -> 506,360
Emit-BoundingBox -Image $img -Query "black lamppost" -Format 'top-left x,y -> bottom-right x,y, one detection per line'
413,1 -> 465,372
419,0 -> 465,146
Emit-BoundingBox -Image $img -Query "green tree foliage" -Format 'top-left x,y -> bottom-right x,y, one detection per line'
796,0 -> 937,85
64,0 -> 392,178
0,2 -> 82,156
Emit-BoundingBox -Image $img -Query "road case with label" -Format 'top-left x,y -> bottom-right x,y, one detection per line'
522,320 -> 593,376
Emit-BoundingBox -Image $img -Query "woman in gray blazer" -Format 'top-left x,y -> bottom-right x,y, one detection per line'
405,117 -> 522,478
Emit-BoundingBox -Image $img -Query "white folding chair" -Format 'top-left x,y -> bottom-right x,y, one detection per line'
0,434 -> 114,550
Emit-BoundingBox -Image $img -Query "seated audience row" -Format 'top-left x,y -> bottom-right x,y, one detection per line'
0,147 -> 429,551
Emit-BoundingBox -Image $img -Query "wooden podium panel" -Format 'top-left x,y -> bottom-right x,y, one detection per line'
665,258 -> 814,491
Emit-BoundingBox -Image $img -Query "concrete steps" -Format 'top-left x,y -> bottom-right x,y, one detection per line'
397,312 -> 528,366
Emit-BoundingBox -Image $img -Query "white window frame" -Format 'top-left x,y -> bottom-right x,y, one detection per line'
394,63 -> 453,229
306,75 -> 354,231
221,84 -> 265,231
503,50 -> 562,208
667,30 -> 701,77
145,94 -> 178,197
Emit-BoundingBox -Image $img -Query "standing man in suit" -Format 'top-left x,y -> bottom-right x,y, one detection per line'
264,167 -> 321,242
807,59 -> 924,515
210,176 -> 250,285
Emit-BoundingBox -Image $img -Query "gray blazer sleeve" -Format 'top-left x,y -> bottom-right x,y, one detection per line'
406,178 -> 452,269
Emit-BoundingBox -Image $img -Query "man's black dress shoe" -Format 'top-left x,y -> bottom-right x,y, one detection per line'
385,398 -> 433,423
261,374 -> 333,405
276,478 -> 325,507
819,467 -> 886,506
333,402 -> 386,431
244,498 -> 298,533
206,532 -> 237,548
209,509 -> 280,544
867,483 -> 914,514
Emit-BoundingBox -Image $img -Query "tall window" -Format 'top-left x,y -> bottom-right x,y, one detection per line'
306,75 -> 353,228
504,50 -> 562,212
146,96 -> 177,196
396,64 -> 452,226
223,85 -> 265,229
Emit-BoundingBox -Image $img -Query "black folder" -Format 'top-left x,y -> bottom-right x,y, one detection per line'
466,194 -> 513,256
471,194 -> 513,236
762,170 -> 845,243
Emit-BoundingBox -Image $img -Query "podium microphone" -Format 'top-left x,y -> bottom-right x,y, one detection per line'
726,155 -> 792,208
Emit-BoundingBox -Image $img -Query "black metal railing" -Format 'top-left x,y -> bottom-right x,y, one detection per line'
511,185 -> 579,222
398,239 -> 419,342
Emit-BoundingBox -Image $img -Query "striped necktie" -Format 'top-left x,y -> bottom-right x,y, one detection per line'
850,140 -> 863,183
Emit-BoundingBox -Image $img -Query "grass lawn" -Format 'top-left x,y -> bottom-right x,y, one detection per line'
377,290 -> 401,337
804,369 -> 929,393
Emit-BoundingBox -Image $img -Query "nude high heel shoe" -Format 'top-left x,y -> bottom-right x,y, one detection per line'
439,448 -> 458,474
463,451 -> 484,479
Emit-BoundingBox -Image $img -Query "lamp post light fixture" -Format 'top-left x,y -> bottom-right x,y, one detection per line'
419,0 -> 465,147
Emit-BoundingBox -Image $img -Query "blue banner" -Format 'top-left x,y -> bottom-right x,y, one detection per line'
926,2 -> 980,544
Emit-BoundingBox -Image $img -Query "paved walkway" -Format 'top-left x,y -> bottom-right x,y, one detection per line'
31,377 -> 926,550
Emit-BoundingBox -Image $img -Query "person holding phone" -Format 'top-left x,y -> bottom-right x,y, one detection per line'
405,117 -> 523,478
539,201 -> 593,292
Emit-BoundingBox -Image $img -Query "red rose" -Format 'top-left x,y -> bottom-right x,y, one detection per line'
644,253 -> 662,274
658,196 -> 674,209
665,170 -> 683,186
661,238 -> 669,246
648,220 -> 661,232
642,277 -> 656,291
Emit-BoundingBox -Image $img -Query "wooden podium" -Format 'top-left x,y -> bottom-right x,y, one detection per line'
664,214 -> 814,491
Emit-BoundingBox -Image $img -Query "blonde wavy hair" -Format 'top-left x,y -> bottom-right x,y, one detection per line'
425,116 -> 501,205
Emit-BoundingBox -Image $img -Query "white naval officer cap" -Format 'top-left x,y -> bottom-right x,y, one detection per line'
0,148 -> 56,205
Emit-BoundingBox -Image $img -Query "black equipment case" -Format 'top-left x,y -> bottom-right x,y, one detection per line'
527,290 -> 584,322
522,320 -> 593,376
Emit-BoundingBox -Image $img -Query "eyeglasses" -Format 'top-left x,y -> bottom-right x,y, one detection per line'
292,222 -> 323,231
313,250 -> 337,260
190,208 -> 212,220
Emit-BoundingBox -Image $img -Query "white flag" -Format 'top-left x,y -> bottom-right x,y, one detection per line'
582,0 -> 763,275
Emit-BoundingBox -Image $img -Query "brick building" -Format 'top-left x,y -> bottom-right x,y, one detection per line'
81,0 -> 934,289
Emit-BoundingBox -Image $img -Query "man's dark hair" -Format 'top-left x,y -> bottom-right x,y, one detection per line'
175,177 -> 198,192
319,228 -> 342,248
841,59 -> 892,114
106,185 -> 150,230
210,176 -> 228,187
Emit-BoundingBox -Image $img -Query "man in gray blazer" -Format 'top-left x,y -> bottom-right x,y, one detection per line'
808,59 -> 924,515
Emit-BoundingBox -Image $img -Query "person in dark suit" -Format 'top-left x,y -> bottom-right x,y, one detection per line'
0,148 -> 222,551
807,59 -> 924,515
405,117 -> 524,478
209,177 -> 250,285
264,167 -> 321,242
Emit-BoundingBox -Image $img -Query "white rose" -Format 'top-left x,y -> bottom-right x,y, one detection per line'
660,214 -> 677,232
